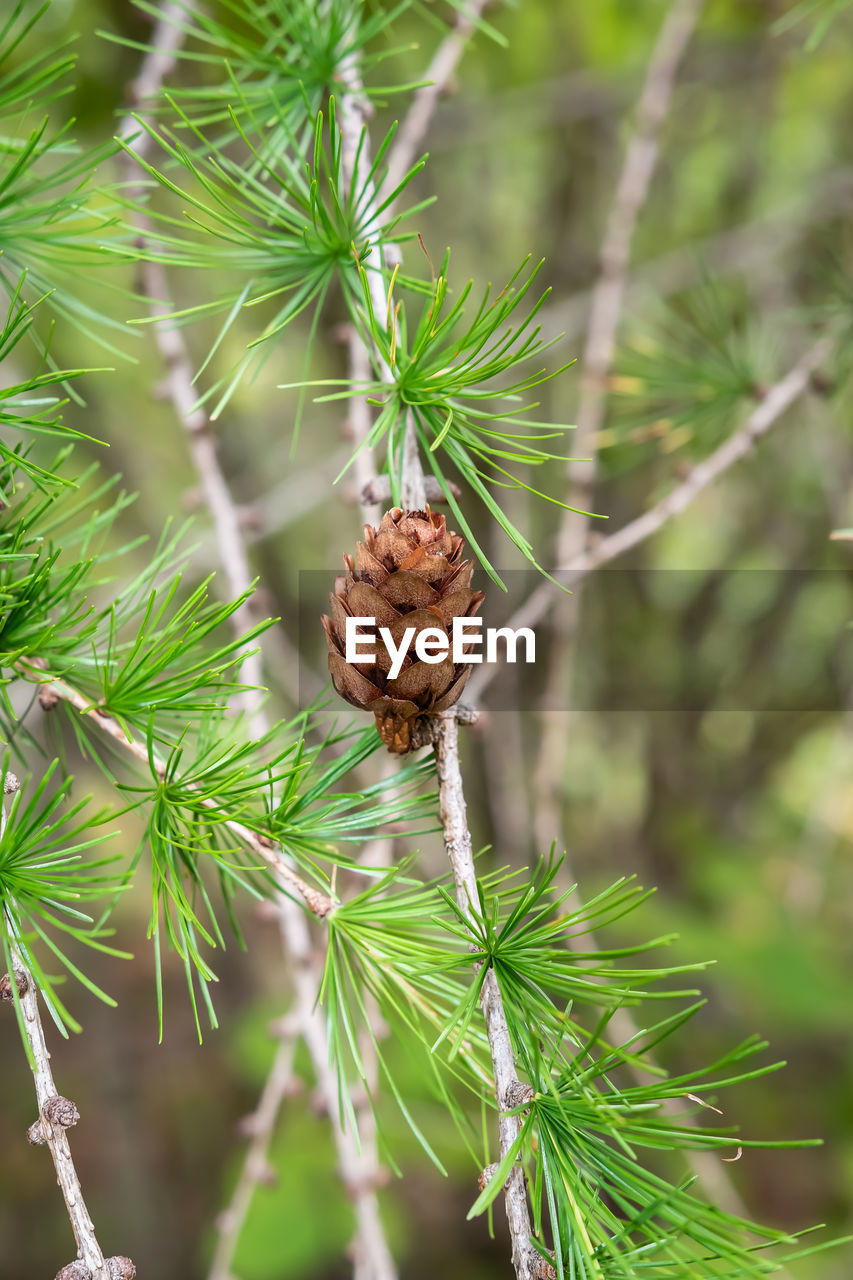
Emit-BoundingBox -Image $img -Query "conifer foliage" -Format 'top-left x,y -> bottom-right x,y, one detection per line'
0,3 -> 845,1279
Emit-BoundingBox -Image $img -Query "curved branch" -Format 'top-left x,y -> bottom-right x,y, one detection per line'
15,960 -> 109,1280
17,662 -> 334,919
468,334 -> 834,704
2,779 -> 133,1280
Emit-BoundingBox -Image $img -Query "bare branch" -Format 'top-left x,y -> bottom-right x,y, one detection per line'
382,1 -> 491,201
119,0 -> 304,713
277,896 -> 397,1280
559,0 -> 705,563
337,54 -> 426,513
433,715 -> 539,1280
121,16 -> 401,1276
541,167 -> 853,346
316,46 -> 424,1280
533,0 -> 704,888
2,781 -> 132,1280
15,961 -> 110,1280
207,1034 -> 297,1280
381,16 -> 534,1257
469,334 -> 834,704
118,2 -> 187,137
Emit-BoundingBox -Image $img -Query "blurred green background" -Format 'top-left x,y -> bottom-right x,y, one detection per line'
1,1 -> 853,1277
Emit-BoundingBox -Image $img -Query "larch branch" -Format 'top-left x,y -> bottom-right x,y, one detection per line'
118,14 -> 400,1276
380,12 -> 539,1265
338,48 -> 425,512
433,715 -> 540,1280
17,661 -> 333,918
2,780 -> 132,1280
535,0 -> 704,850
16,961 -> 110,1280
207,1035 -> 297,1280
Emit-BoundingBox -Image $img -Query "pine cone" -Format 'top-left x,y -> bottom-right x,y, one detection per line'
322,507 -> 485,752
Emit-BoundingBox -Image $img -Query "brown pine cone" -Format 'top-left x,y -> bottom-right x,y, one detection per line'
322,507 -> 485,752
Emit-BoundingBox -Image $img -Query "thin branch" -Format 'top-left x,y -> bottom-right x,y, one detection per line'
560,0 -> 705,557
123,47 -> 386,1279
433,715 -> 540,1280
529,14 -> 791,1195
119,1 -> 186,120
119,0 -> 302,713
380,14 -> 537,1259
533,0 -> 703,952
532,0 -> 704,844
16,961 -> 111,1280
277,894 -> 397,1280
207,1033 -> 297,1280
540,166 -> 853,346
338,51 -> 425,512
314,44 -> 419,1280
2,779 -> 131,1280
382,0 -> 491,203
17,661 -> 333,918
468,333 -> 834,704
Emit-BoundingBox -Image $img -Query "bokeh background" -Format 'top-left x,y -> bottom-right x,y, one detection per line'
1,1 -> 853,1277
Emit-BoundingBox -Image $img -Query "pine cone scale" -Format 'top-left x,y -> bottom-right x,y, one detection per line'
326,650 -> 382,706
387,656 -> 455,701
433,667 -> 471,712
343,580 -> 401,628
380,570 -> 440,609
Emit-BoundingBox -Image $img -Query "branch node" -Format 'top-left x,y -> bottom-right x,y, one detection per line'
360,476 -> 460,506
527,1248 -> 557,1279
45,1095 -> 82,1131
27,1119 -> 47,1146
503,1081 -> 536,1112
55,1263 -> 91,1280
38,684 -> 61,710
0,970 -> 28,1000
454,702 -> 480,726
107,1259 -> 137,1280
